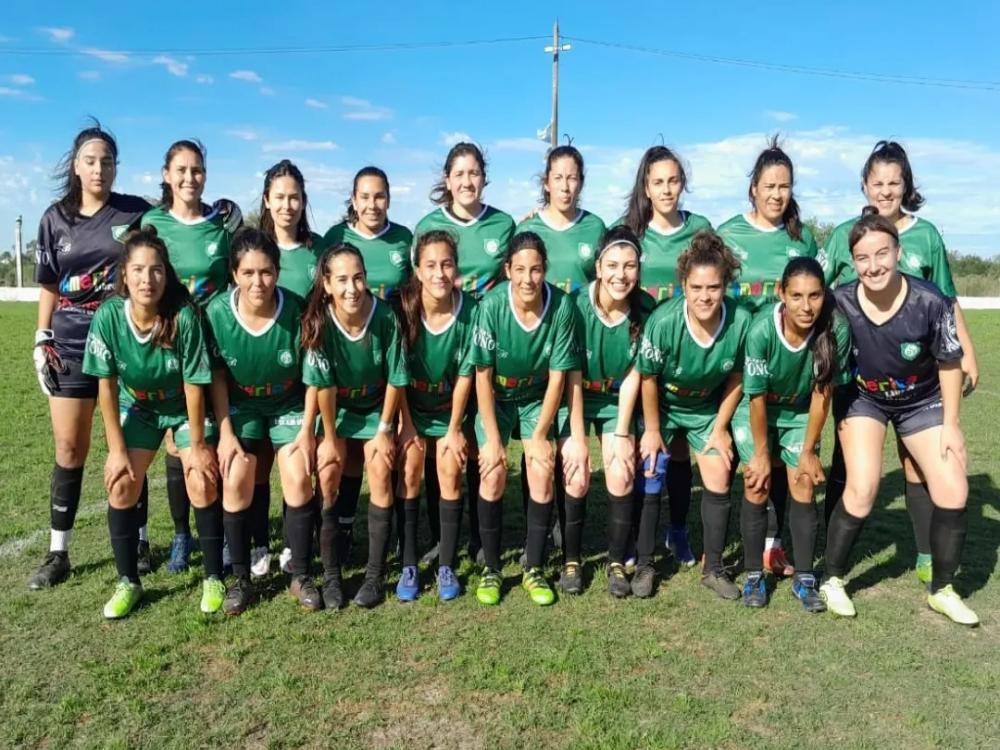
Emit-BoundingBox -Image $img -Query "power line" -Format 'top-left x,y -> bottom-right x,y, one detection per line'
564,36 -> 1000,92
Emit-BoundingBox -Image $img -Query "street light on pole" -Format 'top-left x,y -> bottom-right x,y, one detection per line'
543,20 -> 571,148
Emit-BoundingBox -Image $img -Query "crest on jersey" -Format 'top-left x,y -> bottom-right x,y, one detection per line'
278,349 -> 294,366
165,356 -> 179,372
786,247 -> 801,258
578,243 -> 593,259
905,255 -> 921,270
390,251 -> 406,268
112,224 -> 130,243
900,342 -> 922,361
484,239 -> 500,256
722,359 -> 734,372
206,242 -> 219,257
543,342 -> 552,357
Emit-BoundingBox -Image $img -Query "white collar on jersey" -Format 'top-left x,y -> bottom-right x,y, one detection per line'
683,298 -> 728,349
349,221 -> 392,240
589,281 -> 630,329
773,302 -> 813,353
124,299 -> 154,345
508,281 -> 552,333
537,208 -> 583,232
230,287 -> 284,337
421,290 -> 463,335
743,212 -> 783,234
168,208 -> 209,226
646,211 -> 688,238
441,204 -> 488,226
328,295 -> 378,342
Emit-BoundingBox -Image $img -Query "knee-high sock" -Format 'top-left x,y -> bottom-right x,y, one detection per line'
765,469 -> 788,542
563,494 -> 586,563
438,497 -> 462,569
824,434 -> 846,527
222,508 -> 251,579
788,500 -> 818,574
905,481 -> 934,556
478,496 -> 502,570
250,483 -> 271,549
286,498 -> 317,576
666,458 -> 692,529
930,506 -> 967,593
108,504 -> 139,583
50,464 -> 84,551
193,503 -> 224,578
740,498 -> 768,572
525,498 -> 553,570
636,493 -> 660,567
400,496 -> 420,567
365,505 -> 393,580
319,506 -> 340,575
700,488 -> 731,574
824,502 -> 866,579
165,454 -> 191,536
606,494 -> 632,565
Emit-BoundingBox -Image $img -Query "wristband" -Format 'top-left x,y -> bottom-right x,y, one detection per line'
377,420 -> 393,434
614,432 -> 630,438
35,329 -> 54,345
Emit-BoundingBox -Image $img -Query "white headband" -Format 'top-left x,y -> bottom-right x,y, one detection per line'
597,239 -> 640,260
75,138 -> 113,158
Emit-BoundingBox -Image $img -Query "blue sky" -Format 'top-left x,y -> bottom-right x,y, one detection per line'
2,1 -> 999,255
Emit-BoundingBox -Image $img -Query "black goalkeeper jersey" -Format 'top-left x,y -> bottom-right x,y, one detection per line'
832,277 -> 963,407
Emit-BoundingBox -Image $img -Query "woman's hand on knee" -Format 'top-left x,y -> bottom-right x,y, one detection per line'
103,449 -> 135,494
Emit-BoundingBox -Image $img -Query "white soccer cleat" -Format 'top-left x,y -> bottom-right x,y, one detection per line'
819,576 -> 856,618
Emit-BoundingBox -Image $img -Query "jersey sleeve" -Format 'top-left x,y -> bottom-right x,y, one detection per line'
548,293 -> 581,371
34,210 -> 60,285
830,313 -> 853,387
802,227 -> 818,259
635,313 -> 667,378
456,299 -> 478,378
928,296 -> 964,363
927,229 -> 957,298
820,228 -> 850,286
383,311 -> 410,388
731,307 -> 751,373
178,307 -> 212,385
81,304 -> 117,378
468,298 -> 497,370
302,344 -> 336,388
742,320 -> 771,396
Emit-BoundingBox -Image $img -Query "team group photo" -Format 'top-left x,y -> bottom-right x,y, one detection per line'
2,4 -> 998,749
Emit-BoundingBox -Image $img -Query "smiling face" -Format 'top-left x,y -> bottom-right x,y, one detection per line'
162,147 -> 205,208
233,249 -> 277,308
779,272 -> 825,334
323,252 -> 368,316
682,264 -> 725,324
851,229 -> 901,294
265,175 -> 304,236
445,154 -> 485,212
863,161 -> 906,220
351,174 -> 389,234
505,247 -> 546,306
595,243 -> 639,303
751,164 -> 792,225
415,241 -> 458,303
544,155 -> 582,213
74,139 -> 116,201
644,158 -> 684,219
124,244 -> 166,308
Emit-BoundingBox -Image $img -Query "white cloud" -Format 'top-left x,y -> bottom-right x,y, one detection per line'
195,74 -> 213,84
493,137 -> 548,154
0,86 -> 41,101
77,70 -> 101,81
152,55 -> 188,77
6,74 -> 35,86
38,27 -> 73,43
340,96 -> 370,108
81,48 -> 130,64
230,70 -> 262,83
381,131 -> 397,145
259,86 -> 275,96
341,95 -> 392,121
225,128 -> 260,142
765,110 -> 798,123
133,172 -> 157,185
305,97 -> 328,109
440,131 -> 473,147
262,140 -> 338,153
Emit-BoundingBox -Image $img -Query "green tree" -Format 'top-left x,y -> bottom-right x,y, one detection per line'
803,217 -> 834,251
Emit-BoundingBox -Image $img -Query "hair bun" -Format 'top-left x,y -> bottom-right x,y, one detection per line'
860,205 -> 880,218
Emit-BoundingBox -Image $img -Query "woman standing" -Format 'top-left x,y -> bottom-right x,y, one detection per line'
821,210 -> 978,626
29,125 -> 150,589
82,227 -> 220,618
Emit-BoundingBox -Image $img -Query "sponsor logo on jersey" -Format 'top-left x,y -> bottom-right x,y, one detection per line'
665,382 -> 710,398
472,326 -> 496,351
900,342 -> 922,361
60,266 -> 115,295
484,239 -> 501,256
206,242 -> 219,257
276,413 -> 304,427
786,246 -> 801,258
855,371 -> 919,398
165,356 -> 179,372
111,224 -> 130,243
306,349 -> 330,373
745,357 -> 769,377
722,359 -> 735,372
389,251 -> 406,268
639,337 -> 663,363
56,236 -> 72,254
578,243 -> 593,259
237,379 -> 298,398
86,334 -> 112,362
278,349 -> 294,366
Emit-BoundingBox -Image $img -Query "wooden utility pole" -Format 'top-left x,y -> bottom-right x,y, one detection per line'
544,20 -> 571,148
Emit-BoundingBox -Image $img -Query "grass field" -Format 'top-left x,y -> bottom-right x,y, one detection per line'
1,301 -> 999,750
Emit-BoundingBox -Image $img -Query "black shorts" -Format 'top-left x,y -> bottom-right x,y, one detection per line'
833,387 -> 943,437
49,356 -> 98,399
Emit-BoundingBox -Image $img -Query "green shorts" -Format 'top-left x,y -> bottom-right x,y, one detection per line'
475,399 -> 554,446
556,399 -> 629,440
658,406 -> 720,454
230,403 -> 310,448
731,404 -> 809,469
336,406 -> 383,441
120,406 -> 218,452
411,405 -> 473,439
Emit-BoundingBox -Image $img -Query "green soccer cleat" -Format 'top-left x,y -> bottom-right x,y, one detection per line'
927,585 -> 979,626
522,568 -> 555,606
915,553 -> 933,586
819,576 -> 856,618
476,568 -> 502,606
103,577 -> 142,619
200,576 -> 226,614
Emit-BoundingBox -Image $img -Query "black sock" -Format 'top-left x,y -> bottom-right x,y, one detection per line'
740,498 -> 768,572
766,469 -> 788,540
607,494 -> 632,565
193,503 -> 224,578
905,481 -> 934,556
424,453 -> 441,547
438,497 -> 462,569
136,476 -> 149,531
466,460 -> 482,550
250,483 -> 271,549
401,496 -> 420,567
520,454 -> 530,518
525,498 -> 553,569
337,474 -> 362,532
636,493 -> 661,567
286,499 -> 317,576
700,488 -> 731,574
108,505 -> 139,582
563,494 -> 586,563
366,504 -> 393,580
319,506 -> 340,575
393,494 -> 405,550
222,508 -> 251,579
788,500 -> 818,574
554,454 -> 567,546
930,506 -> 967,593
165,454 -> 191,536
50,464 -> 84,534
824,435 -> 846,527
478,496 -> 502,570
824,502 -> 866,578
667,458 -> 692,529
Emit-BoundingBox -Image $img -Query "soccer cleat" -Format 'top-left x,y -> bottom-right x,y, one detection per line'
742,571 -> 768,608
607,563 -> 631,599
419,543 -> 440,567
223,577 -> 254,616
915,553 -> 933,586
927,585 -> 979,626
28,551 -> 70,590
631,565 -> 657,598
791,573 -> 827,613
559,562 -> 584,595
321,571 -> 344,610
436,565 -> 461,601
289,575 -> 323,611
103,577 -> 142,619
701,570 -> 741,601
278,547 -> 293,574
396,565 -> 420,602
166,533 -> 193,573
200,576 -> 226,614
763,544 -> 794,578
137,541 -> 152,576
476,568 -> 502,606
666,527 -> 697,567
250,547 -> 271,579
522,568 -> 555,606
353,575 -> 385,609
819,576 -> 856,618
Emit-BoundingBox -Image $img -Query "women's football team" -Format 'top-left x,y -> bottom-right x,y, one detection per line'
29,125 -> 980,627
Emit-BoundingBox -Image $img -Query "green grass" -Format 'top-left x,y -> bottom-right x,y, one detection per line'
1,301 -> 999,749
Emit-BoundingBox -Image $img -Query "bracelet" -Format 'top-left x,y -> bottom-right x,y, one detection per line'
376,420 -> 393,434
613,432 -> 630,438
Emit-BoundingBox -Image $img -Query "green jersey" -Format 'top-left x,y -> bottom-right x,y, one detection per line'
406,291 -> 477,418
204,287 -> 305,413
572,282 -> 656,413
302,296 -> 410,413
324,221 -> 413,300
141,204 -> 234,307
820,215 -> 957,296
516,209 -> 605,294
414,205 -> 515,298
717,214 -> 817,314
612,212 -> 713,302
278,232 -> 327,300
636,296 -> 751,416
741,302 -> 851,426
82,296 -> 211,418
469,281 -> 579,403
